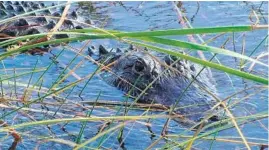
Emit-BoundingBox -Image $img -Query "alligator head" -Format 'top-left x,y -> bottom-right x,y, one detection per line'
101,50 -> 163,100
94,45 -> 224,126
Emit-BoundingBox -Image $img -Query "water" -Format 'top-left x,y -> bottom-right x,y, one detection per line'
0,1 -> 268,150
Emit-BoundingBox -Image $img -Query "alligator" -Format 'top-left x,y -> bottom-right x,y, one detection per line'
0,1 -> 93,51
91,45 -> 225,126
0,1 -> 225,126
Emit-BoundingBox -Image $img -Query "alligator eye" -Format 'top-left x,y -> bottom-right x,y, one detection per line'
134,61 -> 145,72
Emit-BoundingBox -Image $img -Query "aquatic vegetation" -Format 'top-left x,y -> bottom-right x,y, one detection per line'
0,1 -> 267,150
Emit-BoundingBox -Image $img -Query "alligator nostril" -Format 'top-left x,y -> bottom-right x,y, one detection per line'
134,61 -> 145,72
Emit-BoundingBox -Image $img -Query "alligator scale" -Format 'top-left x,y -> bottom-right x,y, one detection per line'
0,1 -> 90,41
0,1 -> 225,126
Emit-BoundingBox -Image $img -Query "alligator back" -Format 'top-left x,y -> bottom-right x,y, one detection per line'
0,1 -> 92,40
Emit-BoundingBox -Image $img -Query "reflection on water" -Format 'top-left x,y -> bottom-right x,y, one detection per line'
0,1 -> 268,150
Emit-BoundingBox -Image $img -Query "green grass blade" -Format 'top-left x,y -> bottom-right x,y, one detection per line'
136,36 -> 267,67
1,25 -> 259,47
72,25 -> 260,36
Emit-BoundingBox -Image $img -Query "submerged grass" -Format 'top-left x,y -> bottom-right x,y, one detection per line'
0,1 -> 268,150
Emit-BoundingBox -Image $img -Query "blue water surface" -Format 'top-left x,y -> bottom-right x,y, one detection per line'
0,1 -> 268,150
